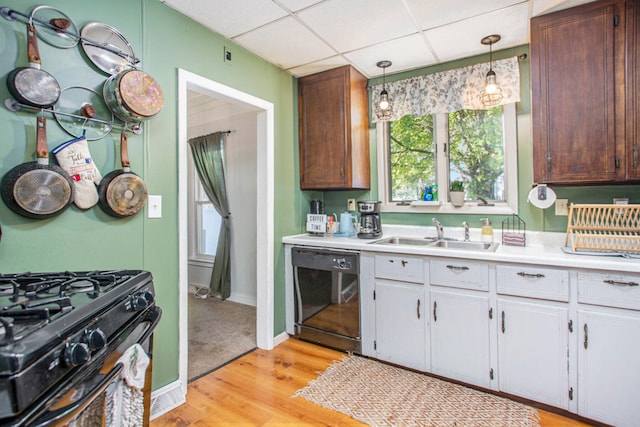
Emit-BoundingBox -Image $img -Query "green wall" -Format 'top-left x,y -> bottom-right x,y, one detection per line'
0,0 -> 300,390
320,46 -> 640,232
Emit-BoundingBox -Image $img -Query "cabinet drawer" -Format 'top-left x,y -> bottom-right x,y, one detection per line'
430,259 -> 488,291
374,254 -> 424,283
496,265 -> 569,302
578,271 -> 640,310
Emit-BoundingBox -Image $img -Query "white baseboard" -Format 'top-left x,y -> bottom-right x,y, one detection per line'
150,380 -> 186,420
273,331 -> 289,347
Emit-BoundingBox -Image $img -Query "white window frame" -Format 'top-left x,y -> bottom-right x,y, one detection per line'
376,103 -> 518,215
187,154 -> 219,263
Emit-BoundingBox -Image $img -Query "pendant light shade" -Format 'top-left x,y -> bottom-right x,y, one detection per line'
375,60 -> 393,121
480,35 -> 503,107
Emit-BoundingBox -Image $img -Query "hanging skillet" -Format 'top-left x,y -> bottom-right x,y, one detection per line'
98,132 -> 147,218
1,117 -> 74,219
7,22 -> 61,109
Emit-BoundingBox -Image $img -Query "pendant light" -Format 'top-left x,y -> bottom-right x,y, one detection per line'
375,60 -> 393,121
480,34 -> 503,107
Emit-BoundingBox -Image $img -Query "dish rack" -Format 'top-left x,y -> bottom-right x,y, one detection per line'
564,204 -> 640,253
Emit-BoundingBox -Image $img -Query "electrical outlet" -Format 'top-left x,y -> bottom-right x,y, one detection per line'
224,46 -> 232,63
555,199 -> 569,216
347,199 -> 356,211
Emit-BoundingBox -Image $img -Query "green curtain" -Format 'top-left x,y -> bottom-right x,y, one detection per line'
188,132 -> 231,299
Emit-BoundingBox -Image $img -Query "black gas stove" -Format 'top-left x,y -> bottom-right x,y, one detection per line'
0,270 -> 160,426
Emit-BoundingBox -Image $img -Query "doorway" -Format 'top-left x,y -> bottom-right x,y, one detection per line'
177,69 -> 275,394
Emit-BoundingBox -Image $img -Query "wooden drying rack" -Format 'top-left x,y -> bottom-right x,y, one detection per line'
565,204 -> 640,253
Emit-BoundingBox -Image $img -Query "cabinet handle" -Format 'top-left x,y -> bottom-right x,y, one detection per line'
446,265 -> 469,271
517,272 -> 545,278
501,310 -> 505,333
603,279 -> 639,287
633,144 -> 638,169
569,387 -> 573,401
584,324 -> 588,349
568,319 -> 573,333
489,307 -> 493,319
402,260 -> 408,267
433,301 -> 437,322
417,299 -> 421,319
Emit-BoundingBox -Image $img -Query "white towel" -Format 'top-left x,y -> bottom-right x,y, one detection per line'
105,344 -> 150,427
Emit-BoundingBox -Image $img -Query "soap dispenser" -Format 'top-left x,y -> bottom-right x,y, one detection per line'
481,218 -> 493,243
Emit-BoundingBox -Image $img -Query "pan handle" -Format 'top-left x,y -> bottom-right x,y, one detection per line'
121,132 -> 131,170
27,23 -> 41,67
36,117 -> 48,160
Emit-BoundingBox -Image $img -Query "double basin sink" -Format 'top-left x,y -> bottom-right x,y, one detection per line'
371,236 -> 499,252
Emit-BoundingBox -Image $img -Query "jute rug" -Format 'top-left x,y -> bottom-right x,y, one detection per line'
293,356 -> 541,427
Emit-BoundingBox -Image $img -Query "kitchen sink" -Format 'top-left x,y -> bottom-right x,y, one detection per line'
372,236 -> 499,252
372,236 -> 437,246
428,239 -> 499,252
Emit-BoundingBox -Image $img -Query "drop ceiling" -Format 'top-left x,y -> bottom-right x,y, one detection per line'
160,0 -> 595,78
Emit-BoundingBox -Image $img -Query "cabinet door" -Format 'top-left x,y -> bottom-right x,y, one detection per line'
578,309 -> 640,427
628,0 -> 640,180
375,280 -> 426,371
498,299 -> 569,409
298,66 -> 369,190
430,289 -> 491,387
531,0 -> 624,184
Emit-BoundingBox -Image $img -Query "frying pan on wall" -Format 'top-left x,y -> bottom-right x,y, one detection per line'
1,117 -> 74,219
7,23 -> 61,109
98,132 -> 147,218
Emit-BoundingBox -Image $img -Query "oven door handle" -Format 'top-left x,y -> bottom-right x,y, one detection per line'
29,306 -> 162,427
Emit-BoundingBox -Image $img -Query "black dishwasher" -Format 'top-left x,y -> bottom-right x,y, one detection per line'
292,247 -> 360,353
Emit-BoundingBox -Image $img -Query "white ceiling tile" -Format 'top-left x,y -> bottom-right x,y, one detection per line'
233,16 -> 336,69
405,0 -> 525,30
297,0 -> 418,52
531,0 -> 596,16
425,3 -> 530,63
287,55 -> 350,77
277,0 -> 325,13
344,34 -> 437,78
161,0 -> 288,39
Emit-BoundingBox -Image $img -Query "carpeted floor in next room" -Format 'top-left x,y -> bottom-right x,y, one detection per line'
187,291 -> 256,381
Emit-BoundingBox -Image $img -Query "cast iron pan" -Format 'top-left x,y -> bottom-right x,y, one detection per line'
7,23 -> 61,109
98,132 -> 147,217
1,117 -> 74,219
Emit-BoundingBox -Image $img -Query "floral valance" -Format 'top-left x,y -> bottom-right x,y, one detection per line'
370,56 -> 521,122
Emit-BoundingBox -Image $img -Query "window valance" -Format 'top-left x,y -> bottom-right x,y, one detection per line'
370,56 -> 521,122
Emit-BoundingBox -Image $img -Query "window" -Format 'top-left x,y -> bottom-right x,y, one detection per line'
188,151 -> 221,261
377,103 -> 518,214
195,180 -> 221,257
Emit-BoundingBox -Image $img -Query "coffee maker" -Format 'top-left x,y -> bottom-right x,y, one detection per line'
357,201 -> 382,239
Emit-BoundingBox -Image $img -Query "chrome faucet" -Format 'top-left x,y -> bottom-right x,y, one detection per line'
463,221 -> 469,241
432,218 -> 444,240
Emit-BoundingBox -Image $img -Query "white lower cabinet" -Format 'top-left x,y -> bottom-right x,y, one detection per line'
577,309 -> 640,427
497,299 -> 569,409
430,288 -> 491,387
374,279 -> 426,371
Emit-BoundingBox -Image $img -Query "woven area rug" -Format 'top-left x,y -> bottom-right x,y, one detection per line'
293,356 -> 541,427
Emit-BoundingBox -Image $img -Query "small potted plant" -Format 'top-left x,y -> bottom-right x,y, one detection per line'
449,180 -> 465,207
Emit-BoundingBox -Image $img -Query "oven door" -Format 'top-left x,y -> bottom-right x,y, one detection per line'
8,306 -> 161,427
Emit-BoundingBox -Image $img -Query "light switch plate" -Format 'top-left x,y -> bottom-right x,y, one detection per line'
148,195 -> 162,218
347,198 -> 356,211
555,199 -> 568,216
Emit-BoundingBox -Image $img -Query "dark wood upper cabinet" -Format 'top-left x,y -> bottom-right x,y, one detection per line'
531,0 -> 639,184
298,66 -> 370,190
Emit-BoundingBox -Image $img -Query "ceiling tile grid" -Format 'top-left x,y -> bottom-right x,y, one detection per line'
160,0 -> 596,78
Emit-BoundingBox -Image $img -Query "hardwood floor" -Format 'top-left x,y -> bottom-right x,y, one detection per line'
151,339 -> 594,426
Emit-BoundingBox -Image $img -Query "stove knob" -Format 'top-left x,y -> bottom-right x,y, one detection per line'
63,343 -> 91,367
130,294 -> 150,311
84,328 -> 107,351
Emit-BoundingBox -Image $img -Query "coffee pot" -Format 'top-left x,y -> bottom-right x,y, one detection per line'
357,201 -> 382,239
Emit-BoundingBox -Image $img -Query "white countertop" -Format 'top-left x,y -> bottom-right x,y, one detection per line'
283,224 -> 640,273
